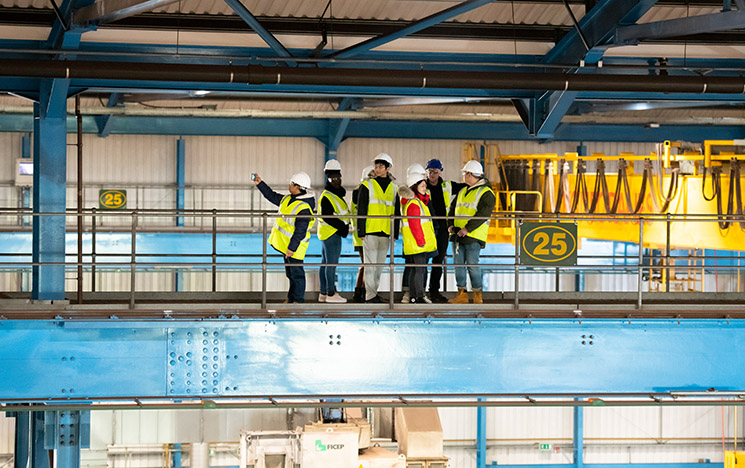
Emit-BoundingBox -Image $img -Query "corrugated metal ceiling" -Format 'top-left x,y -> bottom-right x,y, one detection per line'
1,0 -> 581,26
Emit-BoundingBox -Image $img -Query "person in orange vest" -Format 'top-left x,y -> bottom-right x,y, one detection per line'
253,172 -> 316,304
399,166 -> 438,304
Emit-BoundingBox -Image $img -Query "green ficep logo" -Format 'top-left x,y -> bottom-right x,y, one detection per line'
520,222 -> 578,266
315,439 -> 345,452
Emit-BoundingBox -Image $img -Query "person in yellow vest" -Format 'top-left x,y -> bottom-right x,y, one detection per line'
317,159 -> 350,303
448,160 -> 496,304
350,165 -> 374,303
253,172 -> 316,304
357,153 -> 400,303
424,158 -> 467,303
399,166 -> 438,304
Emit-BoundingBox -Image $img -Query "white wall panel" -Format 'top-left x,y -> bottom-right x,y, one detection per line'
0,133 -> 21,183
0,412 -> 14,455
186,136 -> 325,188
70,135 -> 175,185
338,139 -> 466,188
440,408 -> 476,441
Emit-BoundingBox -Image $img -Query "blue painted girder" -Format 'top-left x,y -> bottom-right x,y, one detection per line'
0,318 -> 744,401
521,0 -> 659,137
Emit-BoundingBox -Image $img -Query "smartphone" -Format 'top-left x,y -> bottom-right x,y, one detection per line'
251,173 -> 256,181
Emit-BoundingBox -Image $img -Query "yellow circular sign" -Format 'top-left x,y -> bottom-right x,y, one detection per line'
521,224 -> 577,263
99,190 -> 127,209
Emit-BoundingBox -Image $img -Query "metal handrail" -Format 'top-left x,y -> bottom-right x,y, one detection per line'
0,208 -> 741,308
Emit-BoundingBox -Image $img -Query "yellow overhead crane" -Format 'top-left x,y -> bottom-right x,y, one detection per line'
463,140 -> 745,251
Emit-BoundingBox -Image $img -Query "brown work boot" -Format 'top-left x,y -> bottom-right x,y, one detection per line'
472,288 -> 483,304
449,288 -> 469,304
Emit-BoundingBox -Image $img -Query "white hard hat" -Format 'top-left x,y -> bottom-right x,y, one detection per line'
406,163 -> 426,176
290,172 -> 311,189
324,159 -> 342,172
461,160 -> 484,176
406,170 -> 426,188
373,152 -> 393,167
360,165 -> 374,182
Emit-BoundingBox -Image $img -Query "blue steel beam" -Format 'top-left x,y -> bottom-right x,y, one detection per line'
327,0 -> 495,59
31,82 -> 68,301
543,0 -> 659,66
325,97 -> 360,161
524,0 -> 659,137
222,0 -> 293,60
615,10 -> 745,44
2,113 -> 745,142
1,318 -> 745,401
96,92 -> 121,138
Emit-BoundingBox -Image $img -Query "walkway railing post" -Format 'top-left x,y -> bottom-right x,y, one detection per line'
211,209 -> 217,293
129,210 -> 137,309
261,212 -> 267,309
637,218 -> 644,309
514,218 -> 521,309
389,215 -> 395,309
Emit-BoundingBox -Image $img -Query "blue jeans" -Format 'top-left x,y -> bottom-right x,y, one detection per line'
284,257 -> 306,303
320,233 -> 342,296
452,241 -> 483,290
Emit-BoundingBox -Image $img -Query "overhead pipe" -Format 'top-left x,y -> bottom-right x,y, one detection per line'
2,58 -> 745,94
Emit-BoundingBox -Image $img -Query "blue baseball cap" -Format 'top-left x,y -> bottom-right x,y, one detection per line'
426,158 -> 443,170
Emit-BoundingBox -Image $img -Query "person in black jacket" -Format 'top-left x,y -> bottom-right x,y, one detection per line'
318,160 -> 350,303
424,158 -> 467,303
357,153 -> 400,303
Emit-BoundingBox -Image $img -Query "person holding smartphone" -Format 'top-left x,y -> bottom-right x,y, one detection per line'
253,172 -> 316,304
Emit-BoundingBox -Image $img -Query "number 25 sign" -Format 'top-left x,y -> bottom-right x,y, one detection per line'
520,223 -> 577,266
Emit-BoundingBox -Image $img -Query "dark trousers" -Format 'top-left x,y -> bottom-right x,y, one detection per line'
406,253 -> 429,300
428,229 -> 449,293
284,256 -> 305,303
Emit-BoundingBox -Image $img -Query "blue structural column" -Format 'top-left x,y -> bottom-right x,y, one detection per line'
176,137 -> 186,227
43,411 -> 90,468
12,412 -> 52,468
175,138 -> 186,291
32,80 -> 69,300
477,398 -> 487,468
172,443 -> 182,468
21,133 -> 31,227
574,399 -> 584,468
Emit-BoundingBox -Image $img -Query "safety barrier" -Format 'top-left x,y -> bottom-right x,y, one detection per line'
1,207 -> 744,310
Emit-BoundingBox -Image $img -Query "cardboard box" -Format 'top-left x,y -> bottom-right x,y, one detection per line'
359,446 -> 406,468
394,408 -> 443,458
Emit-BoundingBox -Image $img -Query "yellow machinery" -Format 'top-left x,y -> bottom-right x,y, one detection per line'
461,140 -> 745,252
725,451 -> 745,468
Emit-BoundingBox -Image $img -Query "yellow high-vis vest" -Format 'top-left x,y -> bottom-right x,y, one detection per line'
268,195 -> 315,260
453,185 -> 494,243
402,198 -> 437,256
364,178 -> 397,235
317,190 -> 350,241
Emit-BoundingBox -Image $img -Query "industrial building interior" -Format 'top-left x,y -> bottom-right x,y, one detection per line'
2,0 -> 745,468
